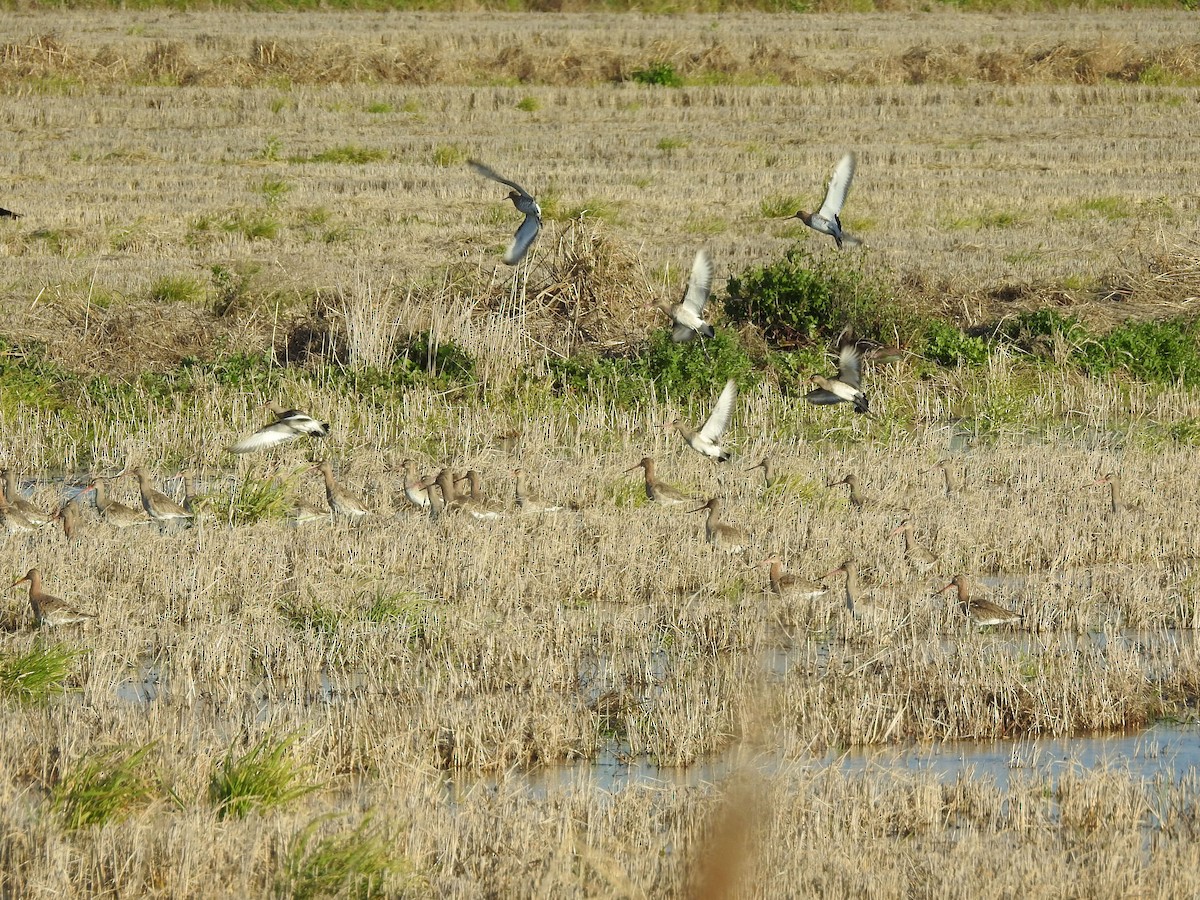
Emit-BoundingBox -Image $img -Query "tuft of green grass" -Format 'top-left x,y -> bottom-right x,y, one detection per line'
515,95 -> 540,112
945,209 -> 1022,229
1053,196 -> 1132,222
53,743 -> 158,831
149,275 -> 206,305
258,176 -> 291,205
298,145 -> 387,165
209,734 -> 318,820
432,144 -> 467,168
0,640 -> 81,702
227,476 -> 290,525
364,101 -> 394,114
279,816 -> 423,900
760,194 -> 803,218
656,136 -> 689,154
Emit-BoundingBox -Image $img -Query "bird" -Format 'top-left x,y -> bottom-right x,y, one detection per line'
229,401 -> 330,454
746,456 -> 776,490
760,556 -> 828,600
311,460 -> 370,523
671,379 -> 737,461
940,575 -> 1023,627
0,207 -> 19,219
0,491 -> 35,534
88,478 -> 150,528
827,474 -> 870,509
399,459 -> 431,511
626,457 -> 695,507
928,459 -> 959,497
54,498 -> 81,540
657,249 -> 715,343
2,469 -> 51,526
287,498 -> 327,527
10,568 -> 96,627
1092,473 -> 1139,516
793,152 -> 858,249
123,467 -> 193,524
806,329 -> 869,414
424,474 -> 446,521
689,498 -> 748,554
456,470 -> 506,520
890,519 -> 938,572
822,559 -> 885,623
468,159 -> 542,265
513,468 -> 564,514
181,473 -> 207,517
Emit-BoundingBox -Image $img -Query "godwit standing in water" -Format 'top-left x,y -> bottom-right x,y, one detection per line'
760,556 -> 828,599
311,460 -> 370,523
627,457 -> 695,507
10,568 -> 96,627
468,159 -> 542,265
690,498 -> 748,554
657,249 -> 715,343
89,478 -> 149,528
1093,473 -> 1138,516
822,559 -> 886,623
123,467 -> 193,525
229,401 -> 330,454
891,518 -> 938,572
793,152 -> 859,249
672,379 -> 737,462
806,329 -> 869,414
0,492 -> 35,534
2,469 -> 50,527
513,468 -> 564,514
940,575 -> 1023,627
55,498 -> 81,540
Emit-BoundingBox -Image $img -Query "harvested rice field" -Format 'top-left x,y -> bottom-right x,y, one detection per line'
2,6 -> 1200,897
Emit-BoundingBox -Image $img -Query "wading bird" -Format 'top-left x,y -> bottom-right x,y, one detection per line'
2,469 -> 50,526
468,159 -> 542,265
87,479 -> 149,528
627,457 -> 695,507
123,467 -> 193,525
311,460 -> 370,523
229,401 -> 330,454
891,518 -> 938,572
10,568 -> 96,627
690,498 -> 748,554
940,575 -> 1023,627
761,556 -> 828,599
657,249 -> 715,343
806,330 -> 869,414
793,152 -> 858,249
672,379 -> 737,461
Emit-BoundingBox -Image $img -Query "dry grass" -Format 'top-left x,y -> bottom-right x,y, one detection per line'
2,8 -> 1200,897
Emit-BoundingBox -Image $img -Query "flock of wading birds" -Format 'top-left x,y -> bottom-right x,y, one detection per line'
3,153 -> 1074,631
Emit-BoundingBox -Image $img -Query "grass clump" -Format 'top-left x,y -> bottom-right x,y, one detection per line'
227,476 -> 290,525
0,641 -> 81,702
629,62 -> 683,87
723,245 -> 915,347
299,145 -> 387,165
923,319 -> 989,366
209,734 -> 318,820
279,816 -> 422,900
53,743 -> 158,831
149,275 -> 206,305
0,337 -> 72,413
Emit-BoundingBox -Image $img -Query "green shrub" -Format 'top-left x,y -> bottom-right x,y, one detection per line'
630,62 -> 683,87
723,246 -> 914,347
923,320 -> 989,366
1076,319 -> 1200,385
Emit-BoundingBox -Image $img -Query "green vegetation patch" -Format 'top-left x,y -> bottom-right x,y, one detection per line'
210,734 -> 318,819
629,62 -> 683,87
280,816 -> 423,900
294,145 -> 388,165
53,743 -> 159,831
0,640 -> 82,702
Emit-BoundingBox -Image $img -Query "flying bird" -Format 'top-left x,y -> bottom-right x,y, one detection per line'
794,152 -> 858,249
0,207 -> 20,219
672,379 -> 737,461
468,159 -> 542,265
657,249 -> 715,343
806,329 -> 869,414
229,401 -> 330,454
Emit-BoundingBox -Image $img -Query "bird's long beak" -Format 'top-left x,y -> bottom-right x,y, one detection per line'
623,463 -> 642,473
888,523 -> 906,536
9,575 -> 29,589
820,566 -> 844,579
938,582 -> 954,593
687,504 -> 708,514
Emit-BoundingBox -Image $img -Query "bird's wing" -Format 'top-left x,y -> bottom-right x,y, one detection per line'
503,212 -> 542,265
280,412 -> 329,437
835,338 -> 864,389
468,159 -> 532,201
228,423 -> 298,454
817,152 -> 855,221
804,387 -> 843,405
671,322 -> 697,343
699,379 -> 737,442
680,249 -> 713,317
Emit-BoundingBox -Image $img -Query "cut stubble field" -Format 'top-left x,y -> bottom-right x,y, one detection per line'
2,7 -> 1200,898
